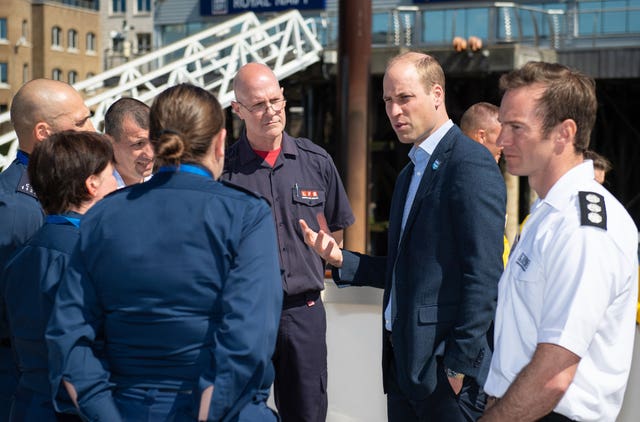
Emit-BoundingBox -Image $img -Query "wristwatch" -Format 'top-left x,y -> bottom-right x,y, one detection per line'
445,367 -> 465,379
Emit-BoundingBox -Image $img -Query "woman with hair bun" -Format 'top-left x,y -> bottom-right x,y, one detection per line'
46,84 -> 282,421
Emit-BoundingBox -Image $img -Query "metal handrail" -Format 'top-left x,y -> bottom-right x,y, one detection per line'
0,9 -> 322,169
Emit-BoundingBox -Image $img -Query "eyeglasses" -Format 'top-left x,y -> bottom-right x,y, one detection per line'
236,98 -> 286,114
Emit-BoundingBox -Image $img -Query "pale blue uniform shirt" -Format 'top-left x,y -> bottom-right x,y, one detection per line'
385,120 -> 454,331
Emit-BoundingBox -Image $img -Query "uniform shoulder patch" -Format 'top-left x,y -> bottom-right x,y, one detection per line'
16,170 -> 38,199
578,191 -> 607,230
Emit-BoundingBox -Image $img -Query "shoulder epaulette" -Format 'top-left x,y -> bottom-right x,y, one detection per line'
578,191 -> 607,230
16,170 -> 38,199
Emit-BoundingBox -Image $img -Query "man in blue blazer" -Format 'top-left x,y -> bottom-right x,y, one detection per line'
300,52 -> 506,421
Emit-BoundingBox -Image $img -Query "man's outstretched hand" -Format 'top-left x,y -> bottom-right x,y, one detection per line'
299,218 -> 343,268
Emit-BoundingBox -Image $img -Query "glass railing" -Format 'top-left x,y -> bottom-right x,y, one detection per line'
307,1 -> 640,50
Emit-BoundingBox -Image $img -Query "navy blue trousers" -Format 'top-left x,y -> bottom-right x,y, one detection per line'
272,292 -> 327,422
0,345 -> 18,421
113,388 -> 278,421
386,353 -> 486,422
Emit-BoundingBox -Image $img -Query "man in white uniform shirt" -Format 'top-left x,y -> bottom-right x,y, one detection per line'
481,61 -> 638,422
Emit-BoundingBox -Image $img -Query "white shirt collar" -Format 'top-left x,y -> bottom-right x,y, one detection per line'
536,161 -> 597,211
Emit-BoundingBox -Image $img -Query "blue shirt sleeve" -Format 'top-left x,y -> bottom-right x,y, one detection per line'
203,199 -> 282,420
46,248 -> 121,421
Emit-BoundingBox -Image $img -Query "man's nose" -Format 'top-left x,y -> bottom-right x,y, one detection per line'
143,142 -> 154,158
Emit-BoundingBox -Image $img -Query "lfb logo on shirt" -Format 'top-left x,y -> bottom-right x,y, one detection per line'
516,252 -> 531,272
299,190 -> 320,200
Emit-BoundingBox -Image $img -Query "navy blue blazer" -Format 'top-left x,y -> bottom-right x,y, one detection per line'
337,125 -> 506,400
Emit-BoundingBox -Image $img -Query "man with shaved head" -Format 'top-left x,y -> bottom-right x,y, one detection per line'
222,63 -> 354,422
460,102 -> 503,163
0,78 -> 94,418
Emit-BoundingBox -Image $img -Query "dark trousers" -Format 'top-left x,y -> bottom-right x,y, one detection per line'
272,292 -> 327,422
0,344 -> 18,422
386,350 -> 486,422
9,388 -> 82,422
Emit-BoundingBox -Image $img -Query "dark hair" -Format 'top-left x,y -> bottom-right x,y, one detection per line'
149,83 -> 225,167
28,131 -> 114,214
499,61 -> 597,153
104,97 -> 150,140
584,150 -> 612,173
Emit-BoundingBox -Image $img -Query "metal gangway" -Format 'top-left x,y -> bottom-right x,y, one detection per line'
0,9 -> 323,170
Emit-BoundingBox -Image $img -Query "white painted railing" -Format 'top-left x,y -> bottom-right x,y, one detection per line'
0,9 -> 323,170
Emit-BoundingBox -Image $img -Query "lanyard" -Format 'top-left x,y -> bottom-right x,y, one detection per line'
46,215 -> 81,227
157,164 -> 213,179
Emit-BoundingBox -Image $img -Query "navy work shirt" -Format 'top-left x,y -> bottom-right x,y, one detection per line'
46,166 -> 283,421
222,132 -> 354,296
0,213 -> 81,415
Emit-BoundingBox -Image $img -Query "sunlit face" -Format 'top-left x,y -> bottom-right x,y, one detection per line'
497,84 -> 556,181
50,92 -> 95,132
484,115 -> 504,162
383,61 -> 442,145
112,116 -> 154,185
233,79 -> 286,146
94,162 -> 118,200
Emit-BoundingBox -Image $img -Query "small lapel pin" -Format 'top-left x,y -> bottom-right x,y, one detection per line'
432,159 -> 441,170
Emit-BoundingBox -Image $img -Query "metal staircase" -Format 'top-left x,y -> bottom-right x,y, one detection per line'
0,9 -> 323,170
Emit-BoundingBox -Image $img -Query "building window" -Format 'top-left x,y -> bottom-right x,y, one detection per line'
1,62 -> 9,84
52,68 -> 62,81
52,26 -> 62,48
86,32 -> 96,51
68,29 -> 78,49
0,104 -> 7,113
0,18 -> 7,40
22,63 -> 28,84
137,0 -> 151,13
69,70 -> 78,85
112,0 -> 126,13
22,19 -> 28,39
137,33 -> 151,53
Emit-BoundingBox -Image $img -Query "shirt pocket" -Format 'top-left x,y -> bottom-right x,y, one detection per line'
511,251 -> 542,284
292,186 -> 326,207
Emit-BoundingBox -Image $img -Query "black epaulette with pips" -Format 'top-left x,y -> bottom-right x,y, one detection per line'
578,191 -> 607,230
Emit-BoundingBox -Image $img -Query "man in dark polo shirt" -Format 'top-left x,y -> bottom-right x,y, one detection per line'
222,62 -> 354,422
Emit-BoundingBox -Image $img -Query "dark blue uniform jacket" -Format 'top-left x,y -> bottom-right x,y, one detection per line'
0,153 -> 44,419
46,167 -> 283,421
1,215 -> 81,420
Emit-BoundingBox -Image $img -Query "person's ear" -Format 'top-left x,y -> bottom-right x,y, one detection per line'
85,174 -> 99,198
214,128 -> 227,160
557,119 -> 577,147
431,84 -> 444,109
33,121 -> 51,142
477,129 -> 487,144
230,101 -> 242,117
